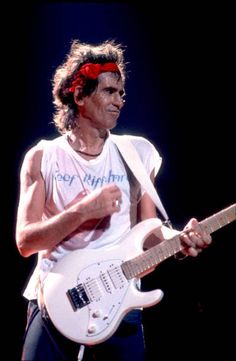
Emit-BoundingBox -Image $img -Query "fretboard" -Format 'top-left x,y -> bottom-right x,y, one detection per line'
122,204 -> 236,280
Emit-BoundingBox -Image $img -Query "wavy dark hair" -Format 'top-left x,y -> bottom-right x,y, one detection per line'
52,39 -> 126,133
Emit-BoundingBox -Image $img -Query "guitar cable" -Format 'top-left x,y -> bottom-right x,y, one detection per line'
77,345 -> 85,361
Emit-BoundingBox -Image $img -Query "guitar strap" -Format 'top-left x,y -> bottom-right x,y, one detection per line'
110,134 -> 171,224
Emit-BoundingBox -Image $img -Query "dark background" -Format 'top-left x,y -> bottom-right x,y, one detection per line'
2,1 -> 235,360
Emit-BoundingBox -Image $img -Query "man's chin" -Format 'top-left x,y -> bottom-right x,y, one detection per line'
109,118 -> 118,130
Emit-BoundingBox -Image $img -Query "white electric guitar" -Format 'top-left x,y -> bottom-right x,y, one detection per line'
43,204 -> 236,345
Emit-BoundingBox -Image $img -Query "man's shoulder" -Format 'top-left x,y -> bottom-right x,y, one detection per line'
35,135 -> 64,150
110,133 -> 153,146
23,135 -> 64,160
110,133 -> 158,156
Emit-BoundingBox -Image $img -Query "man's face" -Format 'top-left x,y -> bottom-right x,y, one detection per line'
80,72 -> 125,130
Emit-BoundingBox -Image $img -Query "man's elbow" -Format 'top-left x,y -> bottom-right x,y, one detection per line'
16,231 -> 35,258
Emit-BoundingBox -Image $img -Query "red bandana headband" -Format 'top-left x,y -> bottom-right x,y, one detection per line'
68,62 -> 120,93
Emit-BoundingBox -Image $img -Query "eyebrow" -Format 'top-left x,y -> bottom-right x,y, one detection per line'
104,86 -> 125,96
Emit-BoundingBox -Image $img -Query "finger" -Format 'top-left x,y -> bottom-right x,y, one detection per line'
202,233 -> 212,245
179,233 -> 196,248
188,231 -> 206,248
109,183 -> 121,194
112,199 -> 121,208
109,186 -> 122,204
190,231 -> 212,248
187,247 -> 202,257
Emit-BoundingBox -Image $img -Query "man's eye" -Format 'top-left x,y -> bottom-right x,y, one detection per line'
105,88 -> 114,94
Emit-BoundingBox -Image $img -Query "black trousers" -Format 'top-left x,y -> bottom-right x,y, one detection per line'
21,300 -> 146,361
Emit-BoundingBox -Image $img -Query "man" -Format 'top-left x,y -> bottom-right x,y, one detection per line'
16,39 -> 211,361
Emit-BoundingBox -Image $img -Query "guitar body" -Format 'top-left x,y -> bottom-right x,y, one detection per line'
43,218 -> 164,345
43,204 -> 236,345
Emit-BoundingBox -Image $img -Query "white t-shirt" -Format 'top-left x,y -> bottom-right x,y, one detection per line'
23,132 -> 162,300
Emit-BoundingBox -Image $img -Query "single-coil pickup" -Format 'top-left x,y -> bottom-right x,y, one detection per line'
108,266 -> 126,289
100,272 -> 112,293
84,279 -> 102,301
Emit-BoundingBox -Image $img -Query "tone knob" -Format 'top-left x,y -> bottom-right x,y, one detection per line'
87,325 -> 96,334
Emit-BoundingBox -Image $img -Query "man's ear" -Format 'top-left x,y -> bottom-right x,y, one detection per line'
74,86 -> 84,105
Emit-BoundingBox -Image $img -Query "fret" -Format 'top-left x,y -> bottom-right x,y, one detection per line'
122,204 -> 236,280
200,204 -> 236,234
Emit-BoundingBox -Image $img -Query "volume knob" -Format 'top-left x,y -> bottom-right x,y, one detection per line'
92,310 -> 101,318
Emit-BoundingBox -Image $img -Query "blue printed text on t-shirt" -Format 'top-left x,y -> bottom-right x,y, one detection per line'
84,169 -> 128,188
54,169 -> 128,188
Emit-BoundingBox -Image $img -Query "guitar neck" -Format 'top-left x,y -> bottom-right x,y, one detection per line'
122,204 -> 236,280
